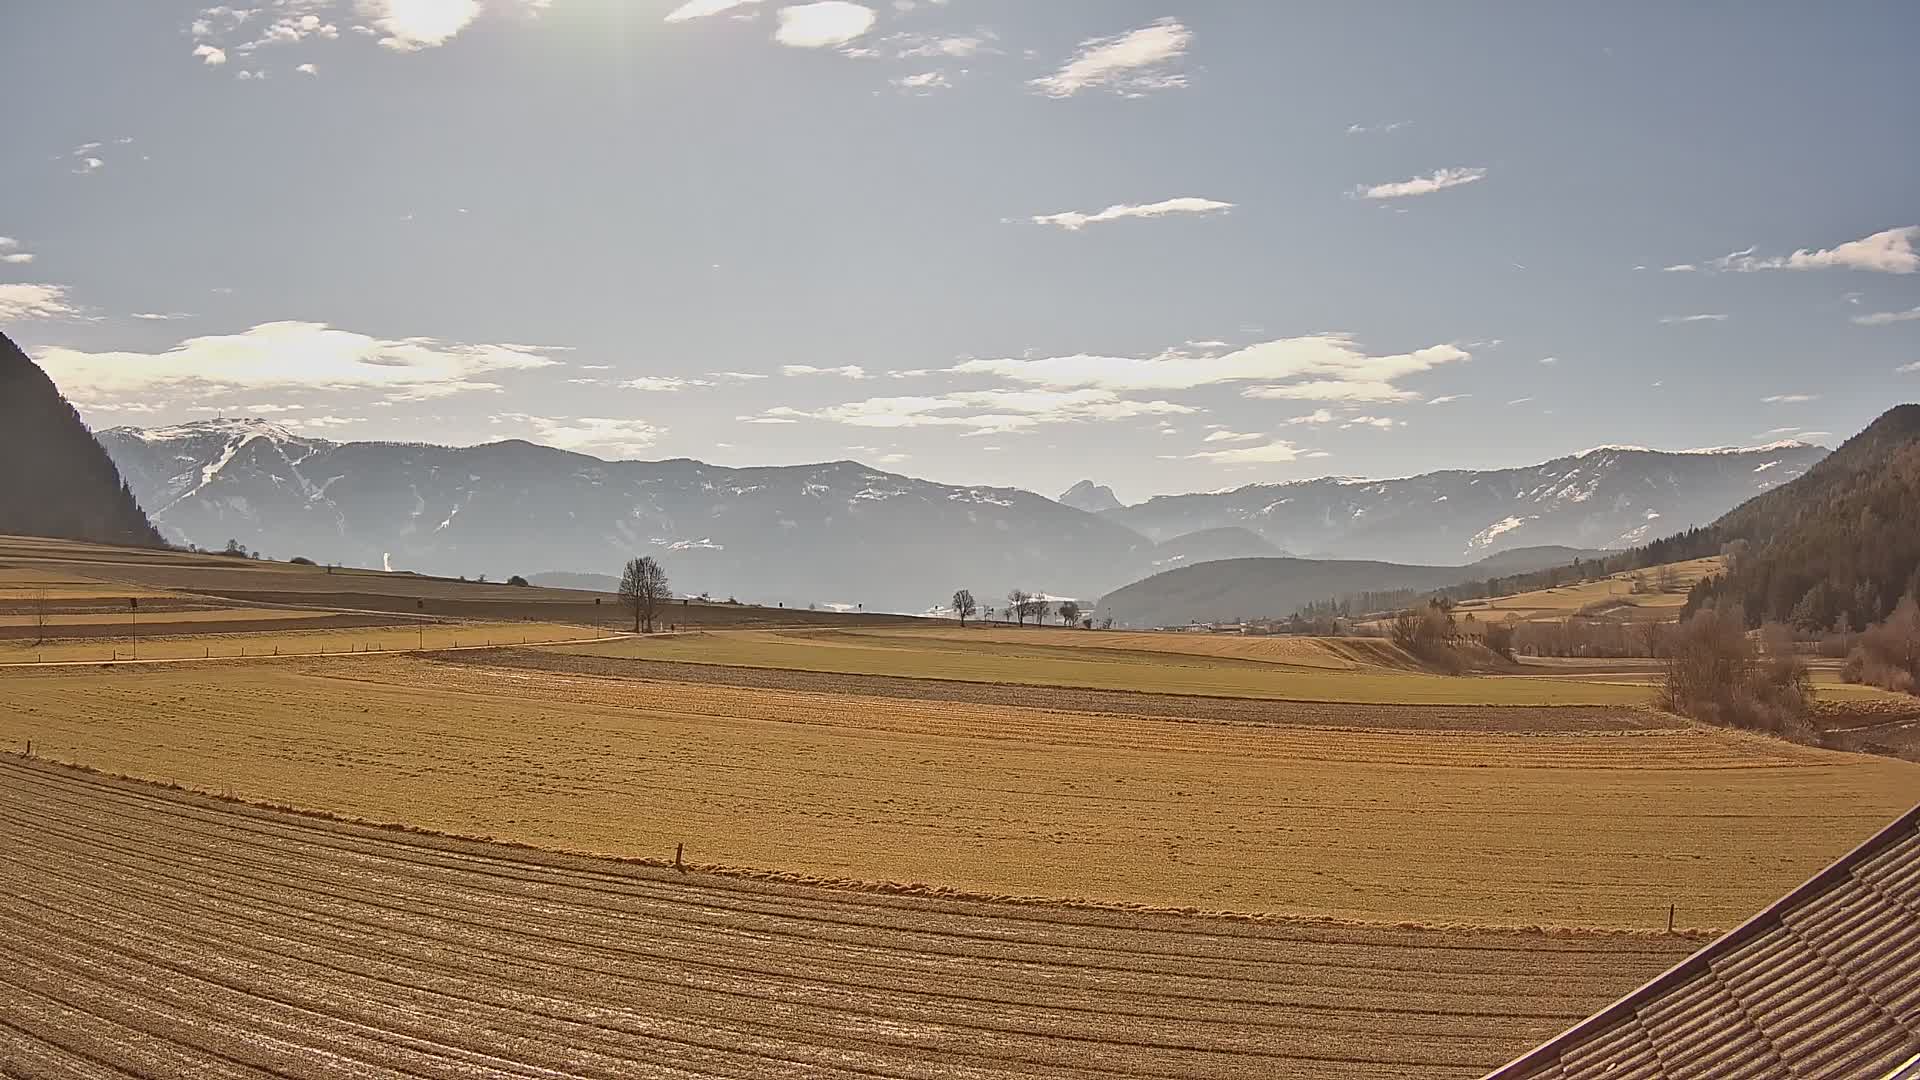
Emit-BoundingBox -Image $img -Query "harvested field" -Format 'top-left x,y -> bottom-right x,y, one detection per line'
4,655 -> 1914,928
0,620 -> 601,664
469,647 -> 1673,733
0,756 -> 1702,1079
546,628 -> 1656,705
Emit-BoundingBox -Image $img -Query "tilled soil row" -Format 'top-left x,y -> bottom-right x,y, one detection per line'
456,649 -> 1670,734
0,757 -> 1695,1079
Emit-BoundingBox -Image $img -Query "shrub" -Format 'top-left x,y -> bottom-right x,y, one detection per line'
507,575 -> 530,587
1844,595 -> 1920,695
289,556 -> 315,566
1658,607 -> 1811,736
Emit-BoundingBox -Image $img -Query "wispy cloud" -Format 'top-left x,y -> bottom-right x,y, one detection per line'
36,321 -> 564,404
1897,361 -> 1920,375
1427,394 -> 1469,405
492,414 -> 664,458
0,237 -> 34,265
781,364 -> 869,378
1353,167 -> 1486,200
1187,439 -> 1309,465
131,312 -> 197,321
296,62 -> 319,75
0,284 -> 80,321
888,29 -> 992,58
1714,226 -> 1918,274
620,376 -> 714,391
1345,120 -> 1408,135
193,43 -> 227,64
664,0 -> 763,21
774,2 -> 876,48
1202,430 -> 1261,443
1030,17 -> 1190,98
749,388 -> 1191,434
952,334 -> 1468,404
1030,197 -> 1232,231
1761,393 -> 1818,404
1853,305 -> 1920,326
1661,263 -> 1697,273
1658,313 -> 1729,324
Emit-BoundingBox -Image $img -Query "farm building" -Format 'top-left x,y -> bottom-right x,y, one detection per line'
1487,802 -> 1920,1078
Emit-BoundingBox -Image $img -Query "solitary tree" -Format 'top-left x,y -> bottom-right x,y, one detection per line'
619,556 -> 672,633
952,589 -> 978,627
1056,600 -> 1082,627
1007,589 -> 1029,627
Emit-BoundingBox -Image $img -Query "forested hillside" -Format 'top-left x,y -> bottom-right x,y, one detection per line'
0,332 -> 163,547
1685,404 -> 1920,630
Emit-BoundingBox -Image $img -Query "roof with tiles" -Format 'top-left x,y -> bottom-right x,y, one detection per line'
1486,803 -> 1920,1080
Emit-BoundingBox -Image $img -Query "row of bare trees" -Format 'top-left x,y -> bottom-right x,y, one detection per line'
949,589 -> 1084,628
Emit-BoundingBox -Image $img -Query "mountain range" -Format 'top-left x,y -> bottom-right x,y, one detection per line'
96,418 -> 1826,614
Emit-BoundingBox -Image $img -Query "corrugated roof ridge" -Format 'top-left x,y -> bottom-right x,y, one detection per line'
1484,804 -> 1920,1079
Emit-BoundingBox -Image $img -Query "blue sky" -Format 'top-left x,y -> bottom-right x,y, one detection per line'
3,1 -> 1917,501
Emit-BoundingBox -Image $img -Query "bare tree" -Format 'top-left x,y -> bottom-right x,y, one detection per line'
1056,600 -> 1082,627
951,589 -> 978,627
1021,593 -> 1048,626
1007,589 -> 1029,628
619,556 -> 672,633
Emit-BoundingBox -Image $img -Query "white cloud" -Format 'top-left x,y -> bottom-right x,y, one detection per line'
236,69 -> 266,79
0,238 -> 33,265
774,2 -> 875,48
356,0 -> 481,51
781,364 -> 869,378
620,376 -> 714,391
1345,121 -> 1408,135
1030,17 -> 1190,98
1030,196 -> 1233,231
1507,397 -> 1534,406
1661,263 -> 1697,273
1202,430 -> 1261,443
892,71 -> 949,92
1761,393 -> 1818,404
1715,226 -> 1919,274
1427,393 -> 1469,405
35,321 -> 563,404
296,62 -> 319,74
1538,356 -> 1559,365
951,334 -> 1468,403
1341,415 -> 1401,430
710,370 -> 769,381
193,43 -> 228,64
665,0 -> 764,21
131,312 -> 196,321
73,156 -> 104,174
1854,305 -> 1920,326
1658,313 -> 1729,324
493,414 -> 664,458
1283,409 -> 1336,425
0,284 -> 80,320
751,388 -> 1191,434
1353,167 -> 1486,200
1188,440 -> 1308,465
1898,361 -> 1920,374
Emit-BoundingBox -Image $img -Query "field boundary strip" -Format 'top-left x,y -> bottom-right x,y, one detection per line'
0,632 -> 635,669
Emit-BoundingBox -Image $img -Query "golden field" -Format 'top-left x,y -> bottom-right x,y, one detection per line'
4,653 -> 1914,929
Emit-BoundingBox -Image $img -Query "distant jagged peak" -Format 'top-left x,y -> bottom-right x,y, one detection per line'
1574,439 -> 1823,457
1058,479 -> 1123,513
112,416 -> 317,444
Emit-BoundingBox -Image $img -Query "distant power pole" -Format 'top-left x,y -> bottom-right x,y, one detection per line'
129,597 -> 138,659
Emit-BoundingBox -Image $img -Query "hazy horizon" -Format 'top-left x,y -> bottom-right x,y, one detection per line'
4,1 -> 1917,501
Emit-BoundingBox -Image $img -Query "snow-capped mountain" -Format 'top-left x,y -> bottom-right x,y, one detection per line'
1057,480 -> 1123,514
97,421 -> 1828,611
1101,442 -> 1829,564
97,420 -> 1153,611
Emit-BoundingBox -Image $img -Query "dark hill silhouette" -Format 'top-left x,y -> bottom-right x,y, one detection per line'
0,331 -> 163,547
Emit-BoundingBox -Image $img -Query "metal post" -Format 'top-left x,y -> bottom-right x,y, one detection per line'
1668,904 -> 1675,933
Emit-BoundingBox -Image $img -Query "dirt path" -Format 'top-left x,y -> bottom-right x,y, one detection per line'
0,755 -> 1696,1079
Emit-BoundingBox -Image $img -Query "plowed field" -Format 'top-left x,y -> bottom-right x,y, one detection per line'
0,756 -> 1699,1079
4,655 -> 1914,928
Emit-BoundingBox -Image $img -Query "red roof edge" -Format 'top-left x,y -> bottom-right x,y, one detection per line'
1483,800 -> 1920,1079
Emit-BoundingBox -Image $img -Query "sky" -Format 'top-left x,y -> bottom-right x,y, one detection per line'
3,1 -> 1918,503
